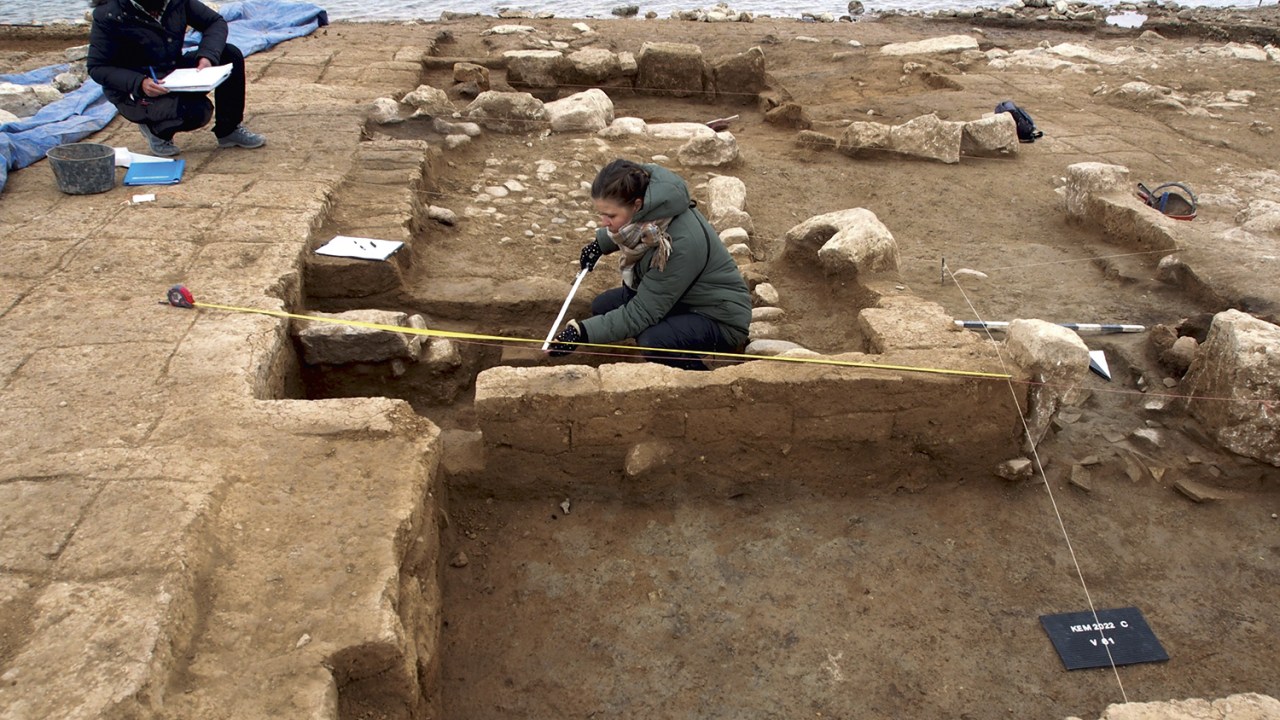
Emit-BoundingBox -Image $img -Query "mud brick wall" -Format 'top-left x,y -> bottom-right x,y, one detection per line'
470,351 -> 1028,498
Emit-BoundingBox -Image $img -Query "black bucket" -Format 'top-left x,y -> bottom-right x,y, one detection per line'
46,142 -> 117,195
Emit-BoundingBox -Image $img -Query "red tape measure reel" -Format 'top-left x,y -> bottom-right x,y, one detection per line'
166,285 -> 195,308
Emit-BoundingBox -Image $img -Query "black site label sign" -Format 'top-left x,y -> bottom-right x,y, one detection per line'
1039,606 -> 1169,670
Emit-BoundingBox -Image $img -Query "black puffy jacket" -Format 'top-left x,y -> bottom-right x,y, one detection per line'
87,0 -> 228,107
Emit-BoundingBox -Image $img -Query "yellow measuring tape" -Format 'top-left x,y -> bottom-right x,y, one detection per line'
187,299 -> 1012,380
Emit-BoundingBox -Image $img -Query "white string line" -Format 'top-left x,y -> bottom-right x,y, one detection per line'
944,263 -> 1130,704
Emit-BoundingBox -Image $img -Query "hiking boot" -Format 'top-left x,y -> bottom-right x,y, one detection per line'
216,125 -> 266,150
138,123 -> 180,157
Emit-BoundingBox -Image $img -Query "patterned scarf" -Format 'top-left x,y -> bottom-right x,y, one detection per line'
609,217 -> 673,290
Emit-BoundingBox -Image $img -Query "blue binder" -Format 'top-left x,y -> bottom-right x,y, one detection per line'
123,159 -> 185,186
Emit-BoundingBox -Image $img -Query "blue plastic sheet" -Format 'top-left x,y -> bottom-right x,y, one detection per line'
0,0 -> 328,194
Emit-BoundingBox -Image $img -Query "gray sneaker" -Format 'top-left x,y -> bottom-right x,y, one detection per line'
138,123 -> 180,157
216,125 -> 266,149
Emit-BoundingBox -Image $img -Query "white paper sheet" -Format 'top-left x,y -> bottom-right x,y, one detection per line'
313,235 -> 404,262
113,147 -> 177,168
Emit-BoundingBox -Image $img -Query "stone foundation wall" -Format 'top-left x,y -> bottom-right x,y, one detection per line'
469,350 -> 1026,497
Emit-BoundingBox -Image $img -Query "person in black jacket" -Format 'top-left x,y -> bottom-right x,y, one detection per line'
87,0 -> 265,157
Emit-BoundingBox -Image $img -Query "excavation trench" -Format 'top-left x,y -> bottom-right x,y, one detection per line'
284,80 -> 1277,717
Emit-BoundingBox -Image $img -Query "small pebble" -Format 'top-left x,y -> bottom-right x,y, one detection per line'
450,551 -> 469,568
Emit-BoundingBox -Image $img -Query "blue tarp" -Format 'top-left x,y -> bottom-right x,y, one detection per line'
0,0 -> 327,194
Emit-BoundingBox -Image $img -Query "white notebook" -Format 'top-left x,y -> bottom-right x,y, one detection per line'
160,64 -> 233,92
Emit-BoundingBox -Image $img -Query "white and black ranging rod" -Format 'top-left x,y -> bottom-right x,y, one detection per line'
954,320 -> 1147,333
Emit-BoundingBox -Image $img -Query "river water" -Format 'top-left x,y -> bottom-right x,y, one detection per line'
0,0 -> 1260,25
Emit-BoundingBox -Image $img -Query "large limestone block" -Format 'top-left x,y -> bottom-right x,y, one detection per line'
504,49 -> 566,89
880,35 -> 979,56
838,121 -> 892,155
857,298 -> 976,352
0,576 -> 195,720
1006,319 -> 1090,448
677,131 -> 739,167
705,175 -> 747,226
783,208 -> 898,275
636,42 -> 708,97
544,88 -> 614,133
1182,310 -> 1280,466
889,113 -> 962,164
402,84 -> 455,118
463,91 -> 549,133
1065,162 -> 1130,218
565,47 -> 621,85
961,113 -> 1019,156
712,46 -> 766,104
295,309 -> 421,365
815,209 -> 900,277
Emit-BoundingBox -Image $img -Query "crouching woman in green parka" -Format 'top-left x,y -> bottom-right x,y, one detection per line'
547,159 -> 753,371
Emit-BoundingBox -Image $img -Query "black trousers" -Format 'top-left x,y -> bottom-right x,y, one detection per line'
590,286 -> 737,371
150,43 -> 246,140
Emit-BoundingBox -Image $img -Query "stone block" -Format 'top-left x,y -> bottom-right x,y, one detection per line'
636,42 -> 708,98
1065,162 -> 1130,219
784,208 -> 899,276
453,62 -> 490,90
1182,310 -> 1280,466
1096,693 -> 1280,720
880,35 -> 979,56
1006,319 -> 1090,448
57,481 -> 215,578
564,48 -> 621,85
544,88 -> 615,133
677,131 -> 739,167
745,339 -> 803,356
646,122 -> 715,140
838,121 -> 892,155
599,116 -> 647,138
294,309 -> 418,365
504,50 -> 566,90
961,113 -> 1019,156
797,130 -> 838,150
857,299 -> 975,352
889,113 -> 962,164
463,91 -> 549,133
712,46 -> 766,104
369,97 -> 404,125
705,175 -> 748,227
0,576 -> 196,720
0,480 -> 101,573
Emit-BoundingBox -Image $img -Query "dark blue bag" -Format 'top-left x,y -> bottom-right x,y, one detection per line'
996,100 -> 1044,143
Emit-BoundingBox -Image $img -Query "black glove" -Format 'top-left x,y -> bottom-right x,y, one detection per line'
548,320 -> 585,357
579,240 -> 603,271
